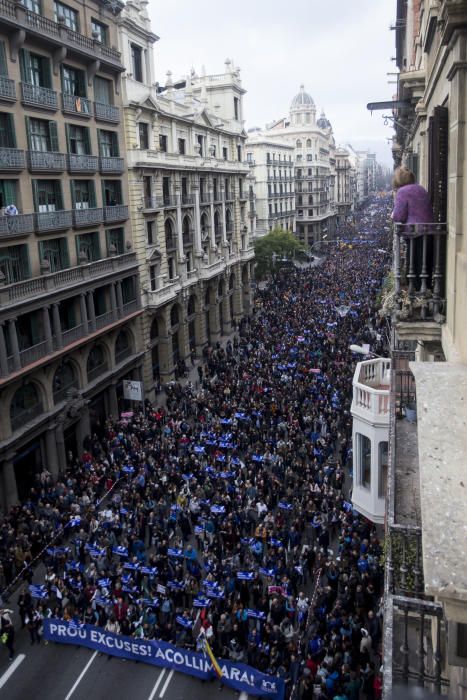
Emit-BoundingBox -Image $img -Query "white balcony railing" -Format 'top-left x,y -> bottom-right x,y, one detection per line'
351,358 -> 391,422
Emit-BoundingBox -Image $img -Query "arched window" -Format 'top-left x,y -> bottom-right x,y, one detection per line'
200,212 -> 209,242
214,210 -> 220,237
10,383 -> 43,431
170,305 -> 179,327
87,345 -> 107,382
53,362 -> 78,404
306,139 -> 312,148
225,208 -> 232,235
187,295 -> 196,317
218,279 -> 224,298
115,330 -> 132,363
205,287 -> 211,306
150,317 -> 159,341
165,219 -> 174,249
229,273 -> 235,290
296,139 -> 302,148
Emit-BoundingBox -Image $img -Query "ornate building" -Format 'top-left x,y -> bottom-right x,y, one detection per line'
119,1 -> 254,398
0,0 -> 142,511
261,85 -> 337,248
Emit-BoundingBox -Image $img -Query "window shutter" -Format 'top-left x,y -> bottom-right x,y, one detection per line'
78,69 -> 86,97
89,180 -> 96,208
43,57 -> 52,89
48,121 -> 59,152
101,180 -> 106,206
97,129 -> 102,156
6,114 -> 16,148
32,179 -> 39,211
84,127 -> 91,155
60,238 -> 70,268
112,131 -> 119,157
19,49 -> 31,82
428,106 -> 448,223
54,181 -> 63,209
24,116 -> 33,150
70,180 -> 76,208
65,123 -> 71,153
0,41 -> 7,77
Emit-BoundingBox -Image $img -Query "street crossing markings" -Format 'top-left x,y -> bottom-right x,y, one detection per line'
64,650 -> 98,700
147,668 -> 166,700
0,653 -> 25,690
159,669 -> 174,698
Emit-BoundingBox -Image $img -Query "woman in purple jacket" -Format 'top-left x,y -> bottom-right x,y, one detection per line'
392,166 -> 434,289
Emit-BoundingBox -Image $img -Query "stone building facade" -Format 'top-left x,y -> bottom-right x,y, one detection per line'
0,0 -> 142,510
119,1 -> 254,400
245,137 -> 295,237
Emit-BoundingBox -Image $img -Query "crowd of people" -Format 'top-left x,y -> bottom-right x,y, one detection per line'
0,195 -> 392,699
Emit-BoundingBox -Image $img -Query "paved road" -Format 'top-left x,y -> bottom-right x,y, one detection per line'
0,631 -> 238,700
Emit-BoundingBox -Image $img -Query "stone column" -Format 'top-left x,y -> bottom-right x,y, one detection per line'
175,186 -> 184,261
221,186 -> 227,245
52,303 -> 62,349
87,291 -> 96,332
0,323 -> 9,376
110,282 -> 118,321
55,419 -> 67,470
42,306 -> 53,353
195,308 -> 207,357
80,293 -> 89,335
2,453 -> 18,511
107,382 -> 119,420
76,405 -> 91,453
116,281 -> 124,318
221,293 -> 232,335
158,336 -> 173,383
45,422 -> 60,480
8,318 -> 21,371
209,187 -> 216,250
193,186 -> 202,255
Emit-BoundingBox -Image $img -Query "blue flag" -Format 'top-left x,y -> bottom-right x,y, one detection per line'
236,571 -> 255,581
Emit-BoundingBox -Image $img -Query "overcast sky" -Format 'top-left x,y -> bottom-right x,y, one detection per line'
149,0 -> 396,165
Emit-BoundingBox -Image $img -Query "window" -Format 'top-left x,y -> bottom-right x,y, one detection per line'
33,180 -> 63,212
38,237 -> 69,272
307,154 -> 313,161
167,257 -> 174,279
98,129 -> 119,157
237,144 -> 242,162
106,227 -> 124,255
159,134 -> 167,153
196,135 -> 204,156
357,433 -> 372,489
378,441 -> 388,499
54,2 -> 79,31
94,76 -> 112,105
131,44 -> 143,83
0,244 -> 30,283
0,113 -> 16,148
20,50 -> 51,88
0,180 -> 18,210
22,0 -> 41,11
247,152 -> 253,163
76,231 -> 100,262
306,139 -> 311,148
139,122 -> 149,149
102,180 -> 122,206
146,220 -> 155,245
296,139 -> 302,148
66,125 -> 91,155
91,19 -> 107,45
222,147 -> 228,161
149,264 -> 158,291
26,117 -> 58,152
71,180 -> 96,209
121,276 -> 136,304
62,65 -> 86,98
178,137 -> 185,155
87,345 -> 107,381
10,383 -> 43,432
53,362 -> 78,404
234,96 -> 239,120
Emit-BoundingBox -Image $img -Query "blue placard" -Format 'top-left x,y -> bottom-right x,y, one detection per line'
43,620 -> 285,699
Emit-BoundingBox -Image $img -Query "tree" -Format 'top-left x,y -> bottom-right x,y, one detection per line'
253,227 -> 306,279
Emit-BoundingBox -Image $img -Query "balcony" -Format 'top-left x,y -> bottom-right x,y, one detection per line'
162,195 -> 177,208
0,76 -> 16,102
393,223 -> 447,328
200,194 -> 212,205
181,194 -> 195,206
94,102 -> 120,123
146,277 -> 181,308
3,252 -> 137,306
182,230 -> 194,247
21,83 -> 57,110
73,207 -> 104,228
0,147 -> 25,170
35,209 -> 73,232
67,154 -> 98,173
0,1 -> 123,71
61,93 -> 92,117
103,204 -> 128,223
27,150 -> 66,172
99,156 -> 124,174
0,213 -> 34,238
143,197 -> 160,212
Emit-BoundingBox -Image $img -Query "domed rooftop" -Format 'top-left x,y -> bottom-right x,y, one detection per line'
317,111 -> 332,129
291,85 -> 315,110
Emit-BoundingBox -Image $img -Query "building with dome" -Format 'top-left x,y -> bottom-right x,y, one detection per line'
257,85 -> 338,248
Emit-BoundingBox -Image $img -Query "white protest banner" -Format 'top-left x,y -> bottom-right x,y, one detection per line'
123,380 -> 142,401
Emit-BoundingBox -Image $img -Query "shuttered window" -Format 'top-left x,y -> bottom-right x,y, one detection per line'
0,244 -> 30,283
32,180 -> 63,212
0,41 -> 8,77
97,129 -> 119,157
94,76 -> 112,105
71,180 -> 96,209
20,49 -> 52,88
76,231 -> 100,262
61,65 -> 86,97
26,117 -> 59,152
428,106 -> 448,222
106,227 -> 124,255
66,124 -> 91,155
0,113 -> 16,148
38,238 -> 69,272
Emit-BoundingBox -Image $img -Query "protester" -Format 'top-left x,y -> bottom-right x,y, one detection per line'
0,195 -> 391,697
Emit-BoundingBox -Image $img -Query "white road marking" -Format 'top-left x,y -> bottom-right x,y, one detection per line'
0,653 -> 26,689
64,650 -> 98,700
159,669 -> 174,698
147,668 -> 166,700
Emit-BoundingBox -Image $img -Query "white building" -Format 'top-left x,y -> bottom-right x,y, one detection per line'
245,137 -> 295,237
260,86 -> 337,248
350,358 -> 391,523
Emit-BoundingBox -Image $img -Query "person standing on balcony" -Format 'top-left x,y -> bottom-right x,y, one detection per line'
392,166 -> 434,290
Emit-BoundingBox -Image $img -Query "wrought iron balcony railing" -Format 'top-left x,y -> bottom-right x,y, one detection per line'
94,101 -> 120,123
73,207 -> 104,228
61,93 -> 92,117
27,150 -> 66,172
67,154 -> 98,173
0,147 -> 25,170
103,205 -> 128,222
21,82 -> 57,110
0,75 -> 16,101
99,156 -> 124,174
393,222 -> 447,322
0,213 -> 34,237
35,209 -> 73,232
